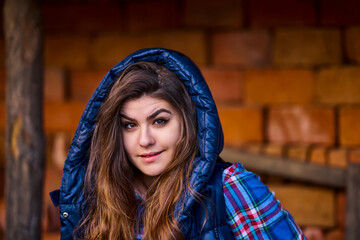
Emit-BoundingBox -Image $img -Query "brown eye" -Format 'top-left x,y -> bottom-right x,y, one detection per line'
154,118 -> 168,125
123,122 -> 136,129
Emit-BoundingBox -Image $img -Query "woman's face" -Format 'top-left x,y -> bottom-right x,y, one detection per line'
121,95 -> 182,185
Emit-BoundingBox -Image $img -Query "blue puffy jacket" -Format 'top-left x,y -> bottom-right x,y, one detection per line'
51,48 -> 233,239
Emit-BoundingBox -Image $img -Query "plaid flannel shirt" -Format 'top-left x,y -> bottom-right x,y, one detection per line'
223,163 -> 306,240
135,163 -> 306,239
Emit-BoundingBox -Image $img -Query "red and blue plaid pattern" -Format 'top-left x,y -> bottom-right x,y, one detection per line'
223,163 -> 306,240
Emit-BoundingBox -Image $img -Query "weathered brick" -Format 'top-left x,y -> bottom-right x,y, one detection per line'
44,102 -> 86,133
315,67 -> 360,105
274,29 -> 342,67
184,0 -> 242,28
269,184 -> 335,227
45,34 -> 91,69
43,167 -> 62,232
309,146 -> 328,165
241,143 -> 263,154
244,69 -> 314,105
90,31 -> 207,68
44,68 -> 66,101
339,107 -> 360,147
268,106 -> 335,146
336,191 -> 346,229
345,27 -> 360,64
325,229 -> 344,240
320,0 -> 360,26
0,69 -> 5,100
0,38 -> 5,68
211,31 -> 271,67
218,105 -> 263,146
263,143 -> 284,157
0,198 -> 4,232
69,69 -> 107,101
50,132 -> 71,171
328,148 -> 348,169
247,0 -> 316,27
200,67 -> 244,103
0,102 -> 4,130
303,227 -> 325,240
127,0 -> 181,31
43,3 -> 124,33
349,149 -> 360,164
286,145 -> 309,162
0,132 -> 4,168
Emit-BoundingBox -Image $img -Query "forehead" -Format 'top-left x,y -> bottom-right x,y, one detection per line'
121,95 -> 175,116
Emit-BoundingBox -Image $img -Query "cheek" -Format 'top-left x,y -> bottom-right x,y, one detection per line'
122,133 -> 133,154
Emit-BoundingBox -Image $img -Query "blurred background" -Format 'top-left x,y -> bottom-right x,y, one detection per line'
1,0 -> 360,239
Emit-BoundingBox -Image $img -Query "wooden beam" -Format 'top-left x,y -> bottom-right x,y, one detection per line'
4,0 -> 45,239
346,163 -> 360,240
221,147 -> 346,188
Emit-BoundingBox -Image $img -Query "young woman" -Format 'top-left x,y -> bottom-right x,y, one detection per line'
51,48 -> 306,240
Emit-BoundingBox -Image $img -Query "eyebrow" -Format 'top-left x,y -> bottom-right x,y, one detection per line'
147,108 -> 172,120
120,108 -> 172,122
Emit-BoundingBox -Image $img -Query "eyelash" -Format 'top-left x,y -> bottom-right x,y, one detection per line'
122,118 -> 169,130
154,118 -> 168,125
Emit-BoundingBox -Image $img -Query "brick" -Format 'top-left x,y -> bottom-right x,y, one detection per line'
0,38 -> 5,68
0,132 -> 4,168
44,102 -> 86,133
127,0 -> 181,31
44,68 -> 66,101
309,146 -> 328,165
200,67 -> 244,103
245,69 -> 314,105
211,31 -> 271,67
0,198 -> 4,232
269,184 -> 335,227
43,3 -> 124,33
339,107 -> 360,147
268,106 -> 335,146
0,102 -> 4,130
303,227 -> 325,240
90,31 -> 207,68
184,0 -> 242,28
345,27 -> 360,64
45,34 -> 91,69
274,29 -> 342,67
0,69 -> 5,100
325,229 -> 344,240
315,67 -> 360,105
286,145 -> 309,162
42,167 -> 62,232
328,149 -> 348,169
43,233 -> 61,240
69,69 -> 107,101
50,132 -> 71,171
263,143 -> 284,157
320,0 -> 360,26
218,105 -> 263,146
349,149 -> 360,164
241,143 -> 263,154
247,0 -> 316,27
336,191 -> 346,229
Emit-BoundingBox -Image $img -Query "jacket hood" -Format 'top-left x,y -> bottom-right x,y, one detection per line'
59,48 -> 224,236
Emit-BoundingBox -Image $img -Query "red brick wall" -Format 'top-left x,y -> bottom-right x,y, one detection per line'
1,0 -> 360,238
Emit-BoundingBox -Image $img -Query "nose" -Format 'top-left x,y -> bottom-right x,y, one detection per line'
139,126 -> 155,148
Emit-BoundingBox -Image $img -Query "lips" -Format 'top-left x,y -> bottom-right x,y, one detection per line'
139,151 -> 163,163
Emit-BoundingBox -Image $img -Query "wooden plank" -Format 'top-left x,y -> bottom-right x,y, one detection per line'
346,163 -> 360,240
221,147 -> 346,188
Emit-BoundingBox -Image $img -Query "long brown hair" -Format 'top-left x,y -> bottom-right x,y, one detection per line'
78,62 -> 198,239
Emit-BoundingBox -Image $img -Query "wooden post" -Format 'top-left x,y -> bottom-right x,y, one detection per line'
346,163 -> 360,240
3,0 -> 45,239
